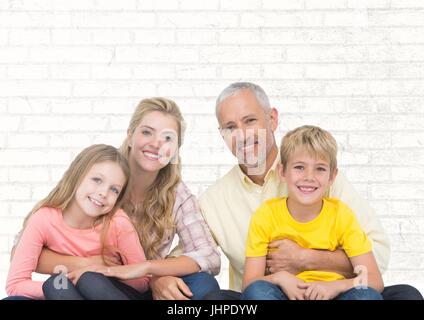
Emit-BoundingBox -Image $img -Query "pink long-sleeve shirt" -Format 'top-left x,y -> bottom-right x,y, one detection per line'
6,207 -> 149,299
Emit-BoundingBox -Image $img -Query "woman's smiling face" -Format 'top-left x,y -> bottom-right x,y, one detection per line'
128,111 -> 180,173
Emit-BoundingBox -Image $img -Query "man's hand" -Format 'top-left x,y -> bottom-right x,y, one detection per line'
149,276 -> 193,300
266,239 -> 307,275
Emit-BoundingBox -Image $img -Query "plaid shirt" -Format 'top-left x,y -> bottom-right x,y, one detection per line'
159,182 -> 221,275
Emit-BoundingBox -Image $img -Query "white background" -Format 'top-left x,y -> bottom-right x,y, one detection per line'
1,0 -> 424,298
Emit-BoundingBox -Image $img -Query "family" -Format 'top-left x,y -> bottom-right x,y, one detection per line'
5,82 -> 423,300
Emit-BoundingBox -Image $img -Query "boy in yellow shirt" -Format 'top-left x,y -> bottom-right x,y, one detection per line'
242,125 -> 384,300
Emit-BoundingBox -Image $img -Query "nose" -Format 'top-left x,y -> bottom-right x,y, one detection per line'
232,126 -> 256,143
98,185 -> 108,198
304,167 -> 315,180
149,134 -> 162,149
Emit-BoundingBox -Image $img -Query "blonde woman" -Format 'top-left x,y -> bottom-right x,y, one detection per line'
10,98 -> 220,300
108,97 -> 220,300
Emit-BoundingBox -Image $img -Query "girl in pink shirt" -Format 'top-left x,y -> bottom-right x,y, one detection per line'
6,144 -> 149,300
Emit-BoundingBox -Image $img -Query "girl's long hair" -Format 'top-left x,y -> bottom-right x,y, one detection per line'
120,97 -> 185,259
21,144 -> 131,265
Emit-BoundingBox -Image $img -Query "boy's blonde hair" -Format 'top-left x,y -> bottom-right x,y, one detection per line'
280,125 -> 338,174
119,97 -> 185,260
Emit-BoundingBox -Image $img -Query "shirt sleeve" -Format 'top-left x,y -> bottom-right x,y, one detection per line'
6,210 -> 48,299
245,204 -> 272,257
173,186 -> 221,276
336,202 -> 373,258
112,211 -> 150,293
12,230 -> 22,248
329,171 -> 390,273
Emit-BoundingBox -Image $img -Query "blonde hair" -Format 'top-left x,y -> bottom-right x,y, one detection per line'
280,125 -> 338,174
120,97 -> 185,259
21,144 -> 131,264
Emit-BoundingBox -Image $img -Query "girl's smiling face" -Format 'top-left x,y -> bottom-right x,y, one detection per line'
69,161 -> 126,225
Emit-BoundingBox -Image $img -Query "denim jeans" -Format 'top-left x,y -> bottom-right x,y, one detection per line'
206,283 -> 422,300
42,271 -> 219,300
140,271 -> 220,300
43,272 -> 129,300
241,280 -> 383,300
180,271 -> 220,300
2,296 -> 34,300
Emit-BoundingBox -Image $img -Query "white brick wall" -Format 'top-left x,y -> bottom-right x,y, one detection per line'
1,0 -> 424,298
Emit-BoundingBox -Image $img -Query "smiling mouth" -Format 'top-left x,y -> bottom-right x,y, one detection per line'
239,141 -> 258,152
297,186 -> 318,193
142,151 -> 161,160
88,196 -> 104,207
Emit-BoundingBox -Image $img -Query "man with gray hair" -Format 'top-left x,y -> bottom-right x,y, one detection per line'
200,81 -> 422,300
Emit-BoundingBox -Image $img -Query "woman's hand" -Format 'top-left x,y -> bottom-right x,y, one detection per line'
149,276 -> 193,300
100,262 -> 150,280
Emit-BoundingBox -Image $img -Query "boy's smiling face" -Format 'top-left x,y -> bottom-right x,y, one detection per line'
278,150 -> 338,208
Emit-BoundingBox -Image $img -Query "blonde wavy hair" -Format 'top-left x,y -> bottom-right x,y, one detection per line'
120,97 -> 185,260
21,144 -> 131,265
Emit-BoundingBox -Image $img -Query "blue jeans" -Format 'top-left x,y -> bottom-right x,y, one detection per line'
42,271 -> 219,300
381,284 -> 423,300
43,272 -> 132,300
181,271 -> 220,300
241,280 -> 382,300
2,296 -> 34,300
205,284 -> 423,300
141,271 -> 221,300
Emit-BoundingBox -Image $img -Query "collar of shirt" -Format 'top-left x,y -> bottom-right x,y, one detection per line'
236,152 -> 280,194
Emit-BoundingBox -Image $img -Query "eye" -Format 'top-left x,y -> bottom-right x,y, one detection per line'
294,165 -> 304,170
92,177 -> 101,184
141,129 -> 152,136
164,134 -> 174,142
226,125 -> 236,132
317,167 -> 327,172
246,118 -> 257,124
111,187 -> 120,195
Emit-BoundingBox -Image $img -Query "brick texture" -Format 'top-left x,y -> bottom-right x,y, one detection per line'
1,0 -> 423,297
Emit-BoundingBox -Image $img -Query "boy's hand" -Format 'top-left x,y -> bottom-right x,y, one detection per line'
272,271 -> 306,300
298,281 -> 344,300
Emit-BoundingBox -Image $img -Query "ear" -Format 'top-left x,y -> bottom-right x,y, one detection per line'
329,167 -> 338,185
218,127 -> 225,140
277,163 -> 286,182
127,129 -> 133,148
269,108 -> 279,132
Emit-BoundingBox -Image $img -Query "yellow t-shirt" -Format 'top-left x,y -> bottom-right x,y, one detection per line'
246,197 -> 372,282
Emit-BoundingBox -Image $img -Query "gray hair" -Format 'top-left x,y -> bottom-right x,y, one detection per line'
215,82 -> 271,117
